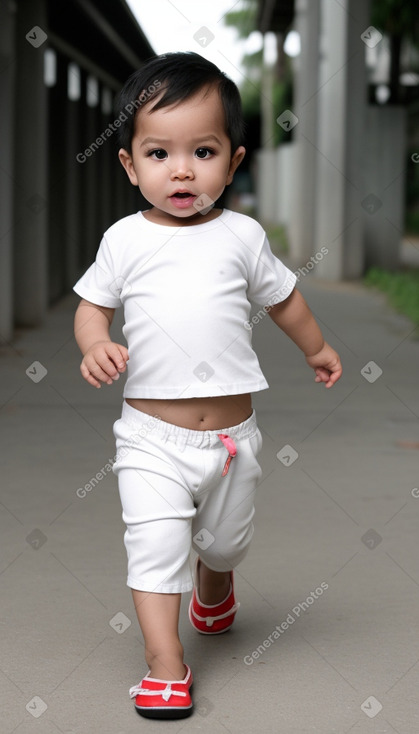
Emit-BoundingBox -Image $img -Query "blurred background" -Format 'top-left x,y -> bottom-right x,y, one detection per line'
1,0 -> 419,344
2,7 -> 419,730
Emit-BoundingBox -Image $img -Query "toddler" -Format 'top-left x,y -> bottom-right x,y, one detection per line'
73,51 -> 342,720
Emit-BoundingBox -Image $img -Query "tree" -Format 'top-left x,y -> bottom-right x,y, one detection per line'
371,0 -> 419,103
224,1 -> 293,146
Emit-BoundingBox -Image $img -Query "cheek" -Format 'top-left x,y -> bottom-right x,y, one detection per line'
136,161 -> 159,186
220,155 -> 234,176
202,158 -> 231,180
143,160 -> 167,178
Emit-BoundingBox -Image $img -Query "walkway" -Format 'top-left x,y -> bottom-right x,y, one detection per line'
1,273 -> 419,733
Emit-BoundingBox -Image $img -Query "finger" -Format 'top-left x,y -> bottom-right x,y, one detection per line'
87,374 -> 102,388
328,368 -> 343,386
94,351 -> 125,381
81,359 -> 114,385
104,344 -> 129,374
314,367 -> 330,382
80,363 -> 103,388
114,345 -> 129,371
324,368 -> 343,388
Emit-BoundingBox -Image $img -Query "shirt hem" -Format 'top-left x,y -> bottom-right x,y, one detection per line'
122,381 -> 269,399
73,284 -> 121,309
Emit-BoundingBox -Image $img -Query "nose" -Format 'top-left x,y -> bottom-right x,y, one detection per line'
169,158 -> 194,181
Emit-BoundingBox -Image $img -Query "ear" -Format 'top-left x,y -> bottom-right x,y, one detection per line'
118,148 -> 139,186
226,146 -> 246,185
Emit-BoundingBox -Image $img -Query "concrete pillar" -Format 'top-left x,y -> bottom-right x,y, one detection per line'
65,62 -> 83,287
13,0 -> 48,325
0,1 -> 16,341
99,85 -> 114,235
275,144 -> 295,227
48,51 -> 68,303
83,73 -> 102,265
288,0 -> 320,265
255,148 -> 277,222
261,34 -> 275,148
363,106 -> 406,270
78,69 -> 89,272
314,0 -> 369,280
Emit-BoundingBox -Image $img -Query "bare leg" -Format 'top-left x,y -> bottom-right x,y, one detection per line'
197,559 -> 231,605
132,590 -> 186,681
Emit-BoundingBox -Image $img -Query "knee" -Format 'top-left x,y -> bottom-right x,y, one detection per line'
198,522 -> 254,572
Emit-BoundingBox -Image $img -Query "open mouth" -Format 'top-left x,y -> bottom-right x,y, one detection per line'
170,191 -> 196,209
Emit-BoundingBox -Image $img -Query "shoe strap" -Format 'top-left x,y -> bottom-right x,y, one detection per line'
129,682 -> 189,701
191,601 -> 240,626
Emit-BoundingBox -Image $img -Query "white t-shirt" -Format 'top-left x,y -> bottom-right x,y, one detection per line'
73,209 -> 296,398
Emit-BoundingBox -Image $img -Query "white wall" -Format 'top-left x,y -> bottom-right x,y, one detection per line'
255,144 -> 296,227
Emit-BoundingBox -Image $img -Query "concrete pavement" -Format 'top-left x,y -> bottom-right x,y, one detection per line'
1,273 -> 419,733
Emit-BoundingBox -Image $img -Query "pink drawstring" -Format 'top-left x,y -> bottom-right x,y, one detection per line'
217,434 -> 237,476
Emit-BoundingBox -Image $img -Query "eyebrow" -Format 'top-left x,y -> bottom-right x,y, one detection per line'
193,134 -> 223,145
140,137 -> 170,147
140,134 -> 223,147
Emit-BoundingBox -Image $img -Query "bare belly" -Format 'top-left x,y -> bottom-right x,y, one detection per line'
125,393 -> 252,430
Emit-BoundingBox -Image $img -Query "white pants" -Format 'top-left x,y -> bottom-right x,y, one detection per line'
112,401 -> 263,593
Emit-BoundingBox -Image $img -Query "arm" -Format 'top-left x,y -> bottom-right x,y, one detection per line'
74,299 -> 129,388
266,288 -> 342,388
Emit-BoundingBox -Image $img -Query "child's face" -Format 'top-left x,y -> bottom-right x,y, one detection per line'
118,85 -> 245,226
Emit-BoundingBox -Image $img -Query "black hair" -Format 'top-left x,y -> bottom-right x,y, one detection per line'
114,52 -> 245,155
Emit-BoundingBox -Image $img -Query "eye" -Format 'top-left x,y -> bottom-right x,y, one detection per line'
147,149 -> 167,160
195,147 -> 213,159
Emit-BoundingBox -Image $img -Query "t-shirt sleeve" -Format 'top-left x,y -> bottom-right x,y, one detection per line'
246,233 -> 297,307
73,236 -> 122,308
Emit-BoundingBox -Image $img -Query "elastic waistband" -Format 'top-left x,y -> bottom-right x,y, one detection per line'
120,400 -> 258,451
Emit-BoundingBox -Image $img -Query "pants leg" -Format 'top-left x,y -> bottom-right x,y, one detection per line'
113,404 -> 263,592
191,428 -> 263,572
113,416 -> 197,594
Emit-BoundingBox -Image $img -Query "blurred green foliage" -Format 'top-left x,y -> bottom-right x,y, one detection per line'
224,1 -> 293,147
371,0 -> 419,42
224,0 -> 419,225
263,223 -> 289,255
364,267 -> 419,324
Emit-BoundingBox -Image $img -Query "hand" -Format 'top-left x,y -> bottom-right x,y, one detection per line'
305,342 -> 342,388
80,341 -> 129,389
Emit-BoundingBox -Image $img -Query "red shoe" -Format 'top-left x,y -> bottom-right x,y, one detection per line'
129,664 -> 193,719
188,557 -> 240,634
